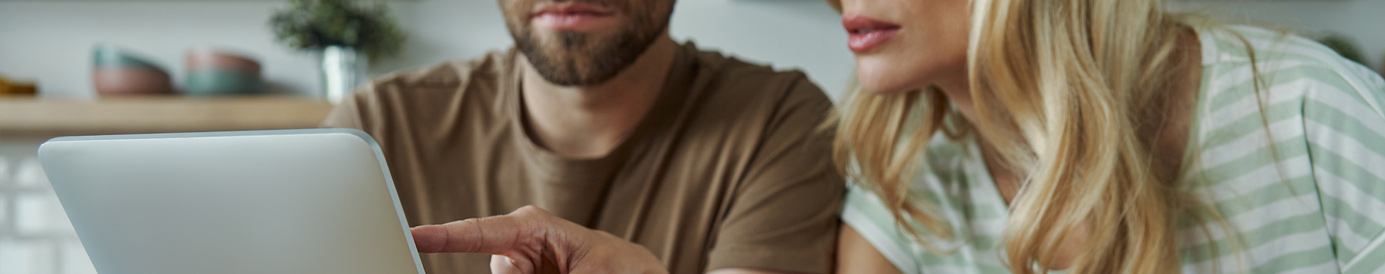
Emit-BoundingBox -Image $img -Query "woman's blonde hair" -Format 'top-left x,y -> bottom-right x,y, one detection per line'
828,0 -> 1225,272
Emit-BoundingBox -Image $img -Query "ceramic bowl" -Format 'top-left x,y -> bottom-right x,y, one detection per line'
183,69 -> 262,96
93,67 -> 174,95
184,48 -> 262,96
92,45 -> 173,95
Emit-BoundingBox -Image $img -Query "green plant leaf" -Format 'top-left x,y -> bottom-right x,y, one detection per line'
269,0 -> 407,61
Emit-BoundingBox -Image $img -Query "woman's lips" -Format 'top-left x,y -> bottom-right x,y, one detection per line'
843,15 -> 901,53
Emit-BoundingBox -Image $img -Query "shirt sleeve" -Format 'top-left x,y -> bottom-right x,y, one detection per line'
703,76 -> 845,274
1301,63 -> 1385,274
841,184 -> 923,274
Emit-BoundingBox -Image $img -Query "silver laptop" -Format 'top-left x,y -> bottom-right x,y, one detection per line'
38,129 -> 425,274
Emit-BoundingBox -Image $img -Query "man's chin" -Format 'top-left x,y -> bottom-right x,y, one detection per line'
525,54 -> 604,86
535,70 -> 608,87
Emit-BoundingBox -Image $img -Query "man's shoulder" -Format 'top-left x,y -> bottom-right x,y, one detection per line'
329,50 -> 516,131
676,44 -> 835,139
693,49 -> 814,90
686,46 -> 830,108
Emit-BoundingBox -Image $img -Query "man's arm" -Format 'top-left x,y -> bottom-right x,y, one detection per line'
411,206 -> 669,274
707,269 -> 813,274
411,205 -> 816,274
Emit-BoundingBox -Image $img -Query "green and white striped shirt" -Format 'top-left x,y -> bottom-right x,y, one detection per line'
842,25 -> 1385,274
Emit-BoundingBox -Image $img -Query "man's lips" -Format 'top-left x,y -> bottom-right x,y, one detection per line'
532,2 -> 614,17
842,15 -> 901,53
531,2 -> 616,31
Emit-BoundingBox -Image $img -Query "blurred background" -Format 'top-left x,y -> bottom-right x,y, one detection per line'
0,0 -> 1381,273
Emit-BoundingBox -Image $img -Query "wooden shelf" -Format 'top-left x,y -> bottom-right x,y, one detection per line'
0,96 -> 334,138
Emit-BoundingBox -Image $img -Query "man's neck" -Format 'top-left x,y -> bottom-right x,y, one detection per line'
519,35 -> 678,159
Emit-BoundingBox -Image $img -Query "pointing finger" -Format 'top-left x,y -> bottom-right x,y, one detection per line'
410,206 -> 550,255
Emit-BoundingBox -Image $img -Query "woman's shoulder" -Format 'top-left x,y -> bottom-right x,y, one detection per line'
1188,24 -> 1385,190
1196,25 -> 1383,98
1183,25 -> 1385,274
1199,25 -> 1346,67
1191,24 -> 1385,143
839,134 -> 1016,273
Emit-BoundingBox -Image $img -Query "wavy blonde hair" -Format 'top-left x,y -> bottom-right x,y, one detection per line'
827,0 -> 1237,273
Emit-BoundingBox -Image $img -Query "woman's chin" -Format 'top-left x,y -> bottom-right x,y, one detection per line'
857,78 -> 919,95
855,62 -> 927,95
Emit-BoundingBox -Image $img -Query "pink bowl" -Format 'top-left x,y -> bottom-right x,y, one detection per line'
186,48 -> 261,74
93,67 -> 174,95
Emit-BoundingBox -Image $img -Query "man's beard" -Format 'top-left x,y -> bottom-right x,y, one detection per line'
507,4 -> 669,86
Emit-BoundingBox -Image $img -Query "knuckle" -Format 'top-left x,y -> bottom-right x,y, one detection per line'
514,205 -> 546,215
453,219 -> 486,253
590,229 -> 618,240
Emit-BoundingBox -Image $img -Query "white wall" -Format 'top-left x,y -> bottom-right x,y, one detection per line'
0,0 -> 852,100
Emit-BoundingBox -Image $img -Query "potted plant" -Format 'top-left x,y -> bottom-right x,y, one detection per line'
270,0 -> 405,104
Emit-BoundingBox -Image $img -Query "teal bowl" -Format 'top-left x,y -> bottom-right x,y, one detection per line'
93,45 -> 165,70
183,69 -> 262,96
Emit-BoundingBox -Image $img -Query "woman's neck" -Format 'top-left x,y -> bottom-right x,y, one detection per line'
929,70 -> 1029,203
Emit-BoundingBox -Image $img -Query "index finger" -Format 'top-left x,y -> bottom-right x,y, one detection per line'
410,214 -> 533,255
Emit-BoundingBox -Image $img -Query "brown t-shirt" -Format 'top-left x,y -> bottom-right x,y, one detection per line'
322,42 -> 844,274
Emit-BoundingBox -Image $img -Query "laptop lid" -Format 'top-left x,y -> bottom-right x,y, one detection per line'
38,129 -> 425,274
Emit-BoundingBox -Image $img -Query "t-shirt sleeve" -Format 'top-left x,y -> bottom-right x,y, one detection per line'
1301,64 -> 1385,273
841,184 -> 922,274
704,77 -> 845,274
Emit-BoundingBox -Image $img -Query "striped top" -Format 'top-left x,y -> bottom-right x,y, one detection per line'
842,25 -> 1385,274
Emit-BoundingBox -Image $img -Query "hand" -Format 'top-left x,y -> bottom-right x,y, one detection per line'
410,205 -> 669,274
